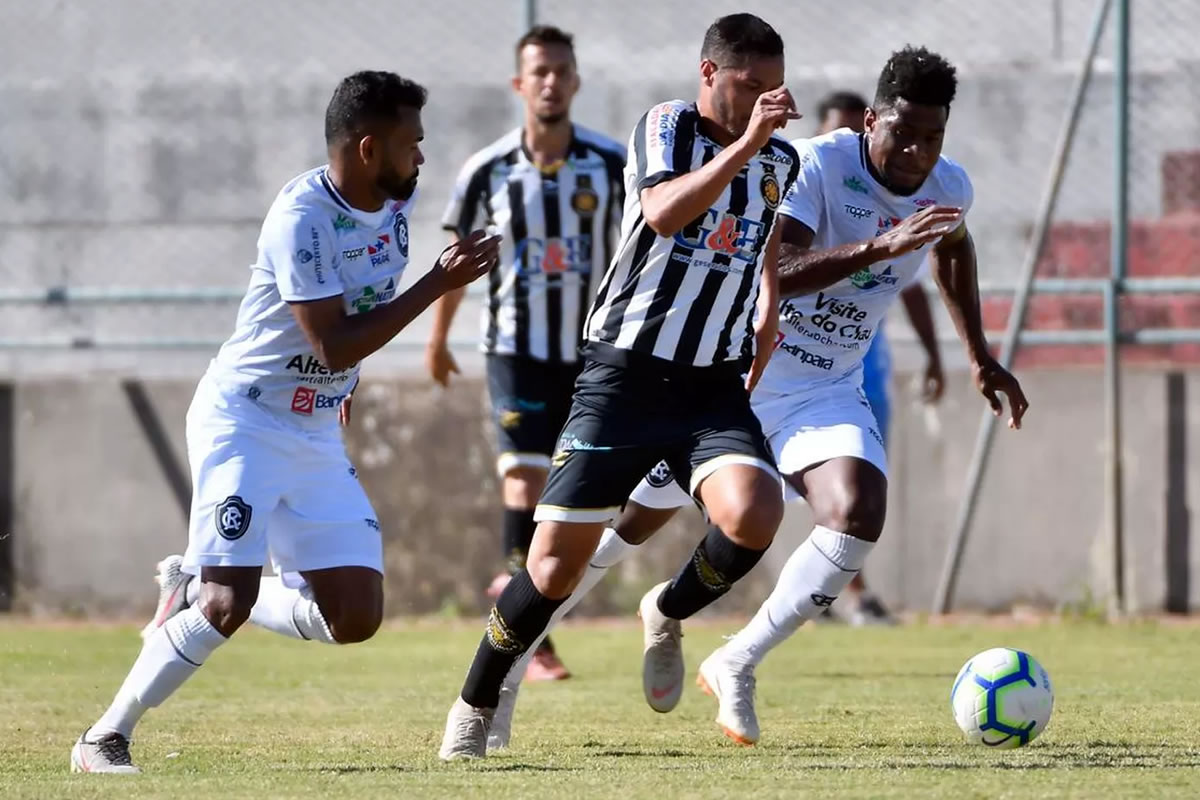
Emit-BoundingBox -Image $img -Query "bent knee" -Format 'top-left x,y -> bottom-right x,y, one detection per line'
811,487 -> 887,541
199,586 -> 256,636
327,604 -> 383,644
708,483 -> 784,549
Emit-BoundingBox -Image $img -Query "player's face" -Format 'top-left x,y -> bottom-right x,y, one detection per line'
370,109 -> 424,201
818,108 -> 865,135
703,54 -> 785,138
865,99 -> 947,193
513,43 -> 579,124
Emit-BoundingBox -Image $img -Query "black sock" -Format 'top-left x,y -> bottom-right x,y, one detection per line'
502,508 -> 537,573
657,525 -> 768,620
461,570 -> 565,708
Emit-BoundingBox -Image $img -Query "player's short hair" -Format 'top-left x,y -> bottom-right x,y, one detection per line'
515,24 -> 575,68
816,90 -> 868,121
700,13 -> 784,66
874,46 -> 957,111
324,71 -> 427,147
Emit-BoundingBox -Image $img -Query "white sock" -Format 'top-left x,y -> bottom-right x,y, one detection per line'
90,606 -> 227,739
590,526 -> 639,569
247,576 -> 336,643
724,526 -> 876,667
502,528 -> 637,689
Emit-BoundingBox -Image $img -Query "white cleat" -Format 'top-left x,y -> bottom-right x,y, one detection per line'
439,697 -> 495,761
697,647 -> 760,745
70,730 -> 141,774
486,683 -> 519,752
639,581 -> 684,713
140,555 -> 192,640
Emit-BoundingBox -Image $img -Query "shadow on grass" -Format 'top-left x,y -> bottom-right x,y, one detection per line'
772,740 -> 1200,770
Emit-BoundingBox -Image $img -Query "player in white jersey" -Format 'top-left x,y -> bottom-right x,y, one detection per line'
439,14 -> 801,760
426,25 -> 625,682
481,47 -> 1032,751
810,89 -> 945,626
71,71 -> 500,774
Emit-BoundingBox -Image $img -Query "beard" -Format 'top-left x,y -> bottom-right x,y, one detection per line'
377,166 -> 419,201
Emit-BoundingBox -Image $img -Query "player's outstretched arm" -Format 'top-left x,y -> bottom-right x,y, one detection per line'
642,89 -> 799,237
290,231 -> 500,372
930,225 -> 1029,429
777,205 -> 962,298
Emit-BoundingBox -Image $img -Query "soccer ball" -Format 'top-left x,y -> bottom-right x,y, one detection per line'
950,647 -> 1054,748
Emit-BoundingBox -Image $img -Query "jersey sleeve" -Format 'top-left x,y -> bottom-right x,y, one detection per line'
441,156 -> 488,239
632,101 -> 696,191
776,138 -> 823,232
262,206 -> 343,303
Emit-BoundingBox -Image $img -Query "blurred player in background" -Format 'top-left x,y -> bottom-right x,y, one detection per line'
71,71 -> 500,774
812,90 -> 945,626
487,46 -> 1029,750
426,25 -> 626,682
439,13 -> 801,760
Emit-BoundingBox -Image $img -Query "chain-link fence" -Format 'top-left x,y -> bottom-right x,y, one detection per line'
0,0 -> 1195,374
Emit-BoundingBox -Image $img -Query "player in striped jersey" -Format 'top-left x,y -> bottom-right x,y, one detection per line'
426,25 -> 626,682
484,47 -> 1031,750
440,13 -> 800,760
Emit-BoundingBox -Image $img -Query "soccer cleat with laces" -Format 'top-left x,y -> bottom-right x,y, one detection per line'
70,730 -> 140,774
439,697 -> 495,761
140,555 -> 193,640
697,646 -> 760,745
639,581 -> 684,713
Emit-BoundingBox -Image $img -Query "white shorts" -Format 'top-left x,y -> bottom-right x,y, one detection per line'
629,381 -> 887,510
182,377 -> 382,588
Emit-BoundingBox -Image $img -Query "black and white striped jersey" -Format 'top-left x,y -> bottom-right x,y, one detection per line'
442,125 -> 626,364
584,100 -> 800,371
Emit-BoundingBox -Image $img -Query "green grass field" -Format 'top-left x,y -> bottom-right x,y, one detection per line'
4,618 -> 1200,799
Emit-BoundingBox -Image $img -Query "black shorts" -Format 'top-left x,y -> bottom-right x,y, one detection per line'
535,358 -> 776,523
486,354 -> 581,476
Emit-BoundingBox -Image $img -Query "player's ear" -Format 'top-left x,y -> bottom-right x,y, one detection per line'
510,73 -> 523,94
864,107 -> 878,135
700,59 -> 718,86
357,134 -> 376,167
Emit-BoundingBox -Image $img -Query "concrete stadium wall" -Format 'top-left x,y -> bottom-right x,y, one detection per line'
6,367 -> 1198,618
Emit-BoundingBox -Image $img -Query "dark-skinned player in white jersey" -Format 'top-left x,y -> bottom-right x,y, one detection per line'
482,46 -> 1030,751
427,25 -> 625,682
439,13 -> 802,760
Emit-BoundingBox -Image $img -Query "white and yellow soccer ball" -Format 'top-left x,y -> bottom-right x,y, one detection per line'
950,647 -> 1054,748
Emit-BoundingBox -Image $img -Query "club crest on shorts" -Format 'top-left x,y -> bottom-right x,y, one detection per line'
215,495 -> 252,540
646,460 -> 675,488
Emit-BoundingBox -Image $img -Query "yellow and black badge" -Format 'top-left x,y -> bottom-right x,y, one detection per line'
571,187 -> 599,217
760,173 -> 781,210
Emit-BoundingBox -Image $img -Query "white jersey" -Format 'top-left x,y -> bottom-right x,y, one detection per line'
755,129 -> 972,398
206,167 -> 417,432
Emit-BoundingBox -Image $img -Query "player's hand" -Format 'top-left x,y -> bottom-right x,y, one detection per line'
973,356 -> 1029,429
426,342 -> 459,388
741,88 -> 801,151
880,206 -> 963,258
432,230 -> 501,292
922,357 -> 945,404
